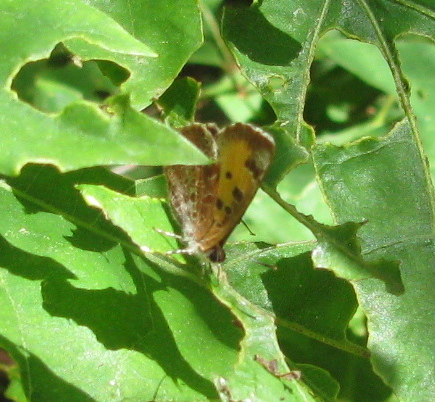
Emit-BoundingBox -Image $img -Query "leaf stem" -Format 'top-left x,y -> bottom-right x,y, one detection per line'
262,183 -> 323,237
277,318 -> 370,358
199,0 -> 243,94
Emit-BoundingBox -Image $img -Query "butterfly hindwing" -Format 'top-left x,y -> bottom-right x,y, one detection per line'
164,124 -> 219,242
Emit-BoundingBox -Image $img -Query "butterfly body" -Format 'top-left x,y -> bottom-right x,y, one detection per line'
165,123 -> 275,262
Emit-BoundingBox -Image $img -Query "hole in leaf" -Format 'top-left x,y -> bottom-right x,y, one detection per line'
11,43 -> 130,113
304,31 -> 390,137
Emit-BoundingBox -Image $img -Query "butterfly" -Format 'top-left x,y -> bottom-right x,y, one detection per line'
164,122 -> 275,262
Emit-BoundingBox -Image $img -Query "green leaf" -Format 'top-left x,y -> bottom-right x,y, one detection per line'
84,0 -> 203,108
313,119 -> 435,400
318,33 -> 435,181
75,182 -> 323,400
222,0 -> 434,183
0,164 -> 322,401
0,0 -> 204,175
74,186 -> 335,400
78,184 -> 177,256
0,167 -> 243,401
224,2 -> 435,398
224,242 -> 359,345
156,77 -> 201,126
312,222 -> 403,295
1,1 -> 434,400
0,92 -> 208,175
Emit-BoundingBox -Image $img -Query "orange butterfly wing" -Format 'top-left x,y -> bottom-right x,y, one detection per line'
198,123 -> 275,259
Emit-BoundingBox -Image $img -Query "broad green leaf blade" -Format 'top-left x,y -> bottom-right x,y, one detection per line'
208,260 -> 318,401
223,1 -> 320,123
261,186 -> 403,294
223,2 -> 319,184
0,168 -> 245,401
0,0 -> 155,66
0,93 -> 208,175
74,184 -> 318,400
312,222 -> 403,295
0,1 -> 205,175
223,0 -> 435,184
319,33 -> 435,181
156,77 -> 202,126
1,0 -> 202,107
78,178 -> 367,387
224,242 -> 362,353
0,165 -> 318,400
313,119 -> 435,400
85,0 -> 203,108
219,242 -> 348,399
223,2 -> 434,399
78,184 -> 177,256
224,0 -> 434,121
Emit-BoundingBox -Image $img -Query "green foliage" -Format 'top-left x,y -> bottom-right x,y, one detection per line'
0,0 -> 434,401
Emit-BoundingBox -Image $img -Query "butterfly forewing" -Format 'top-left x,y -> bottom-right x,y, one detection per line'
198,123 -> 275,251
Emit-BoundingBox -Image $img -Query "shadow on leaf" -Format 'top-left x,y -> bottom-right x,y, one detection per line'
223,5 -> 301,65
0,335 -> 94,401
39,250 -> 230,399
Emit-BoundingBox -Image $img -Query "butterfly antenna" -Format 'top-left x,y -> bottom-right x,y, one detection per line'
240,219 -> 256,236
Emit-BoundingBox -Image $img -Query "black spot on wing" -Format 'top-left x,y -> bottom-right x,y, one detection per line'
244,158 -> 263,180
232,187 -> 243,202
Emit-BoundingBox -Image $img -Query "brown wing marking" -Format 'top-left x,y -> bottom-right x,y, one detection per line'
164,124 -> 219,241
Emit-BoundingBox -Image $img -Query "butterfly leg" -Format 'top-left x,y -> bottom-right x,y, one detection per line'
153,227 -> 184,240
